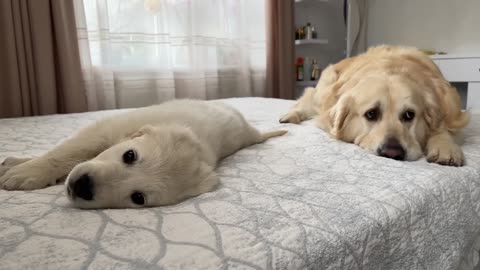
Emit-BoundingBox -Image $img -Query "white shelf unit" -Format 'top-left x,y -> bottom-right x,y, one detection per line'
295,39 -> 329,45
295,0 -> 329,4
294,0 -> 347,98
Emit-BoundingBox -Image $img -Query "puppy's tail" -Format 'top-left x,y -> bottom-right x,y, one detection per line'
258,130 -> 288,143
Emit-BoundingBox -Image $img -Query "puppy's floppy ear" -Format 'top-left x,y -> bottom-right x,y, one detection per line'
169,125 -> 201,147
329,95 -> 354,139
129,125 -> 157,139
159,124 -> 212,174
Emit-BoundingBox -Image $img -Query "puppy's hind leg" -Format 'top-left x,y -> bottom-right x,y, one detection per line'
0,124 -> 116,190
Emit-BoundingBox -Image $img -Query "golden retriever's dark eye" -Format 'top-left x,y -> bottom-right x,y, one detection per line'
131,192 -> 145,205
402,110 -> 415,122
122,149 -> 137,164
364,108 -> 380,121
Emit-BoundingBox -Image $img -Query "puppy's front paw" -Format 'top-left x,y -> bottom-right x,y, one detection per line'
0,161 -> 58,190
426,142 -> 464,167
279,111 -> 301,124
2,157 -> 32,166
1,157 -> 31,178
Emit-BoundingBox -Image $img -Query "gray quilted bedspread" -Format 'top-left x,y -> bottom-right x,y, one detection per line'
1,98 -> 480,270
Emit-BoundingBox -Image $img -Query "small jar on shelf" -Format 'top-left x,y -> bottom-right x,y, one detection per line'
295,22 -> 318,41
295,27 -> 305,40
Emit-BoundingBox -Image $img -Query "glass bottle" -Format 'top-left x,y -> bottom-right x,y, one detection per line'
296,57 -> 304,81
311,59 -> 320,81
305,22 -> 312,39
311,25 -> 317,39
304,57 -> 311,81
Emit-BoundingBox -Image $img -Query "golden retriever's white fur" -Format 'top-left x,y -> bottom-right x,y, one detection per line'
280,45 -> 469,166
0,100 -> 286,208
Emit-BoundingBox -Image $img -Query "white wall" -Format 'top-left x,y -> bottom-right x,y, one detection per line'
367,0 -> 480,54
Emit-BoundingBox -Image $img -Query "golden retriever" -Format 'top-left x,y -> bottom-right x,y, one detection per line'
0,100 -> 286,208
280,45 -> 469,166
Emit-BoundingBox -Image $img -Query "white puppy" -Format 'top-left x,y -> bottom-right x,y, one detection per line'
0,100 -> 286,208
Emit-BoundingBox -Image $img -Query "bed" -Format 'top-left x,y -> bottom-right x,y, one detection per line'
1,97 -> 480,270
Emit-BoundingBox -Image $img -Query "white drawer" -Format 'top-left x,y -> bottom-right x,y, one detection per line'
433,58 -> 480,82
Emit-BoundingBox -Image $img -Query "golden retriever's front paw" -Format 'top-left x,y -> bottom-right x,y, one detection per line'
426,143 -> 464,167
0,162 -> 57,190
279,112 -> 301,124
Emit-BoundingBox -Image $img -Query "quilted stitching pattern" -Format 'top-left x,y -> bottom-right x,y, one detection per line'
1,98 -> 480,270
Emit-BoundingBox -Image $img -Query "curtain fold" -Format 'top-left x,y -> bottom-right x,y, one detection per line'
346,0 -> 368,56
74,0 -> 266,110
0,0 -> 87,118
265,0 -> 295,100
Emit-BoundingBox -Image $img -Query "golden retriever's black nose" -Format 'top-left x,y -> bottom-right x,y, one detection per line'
377,138 -> 405,161
70,174 -> 94,200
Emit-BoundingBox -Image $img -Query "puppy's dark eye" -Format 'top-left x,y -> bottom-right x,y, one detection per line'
365,108 -> 380,121
122,149 -> 137,164
131,192 -> 145,205
402,110 -> 415,122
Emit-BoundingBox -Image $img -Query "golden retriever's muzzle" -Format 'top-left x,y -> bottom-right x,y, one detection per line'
377,137 -> 406,161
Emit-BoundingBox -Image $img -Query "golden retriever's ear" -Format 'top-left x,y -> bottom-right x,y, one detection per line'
329,95 -> 354,139
313,55 -> 358,133
423,90 -> 443,132
129,125 -> 156,139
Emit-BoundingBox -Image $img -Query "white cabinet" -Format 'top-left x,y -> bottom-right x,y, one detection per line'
431,54 -> 480,112
467,83 -> 480,111
433,56 -> 480,82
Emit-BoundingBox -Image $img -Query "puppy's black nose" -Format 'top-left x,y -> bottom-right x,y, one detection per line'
70,174 -> 94,200
377,137 -> 406,161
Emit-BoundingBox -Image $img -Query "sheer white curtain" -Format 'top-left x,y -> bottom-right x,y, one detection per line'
73,0 -> 266,110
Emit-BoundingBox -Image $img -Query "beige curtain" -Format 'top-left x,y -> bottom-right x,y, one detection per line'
0,0 -> 87,118
265,0 -> 295,100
